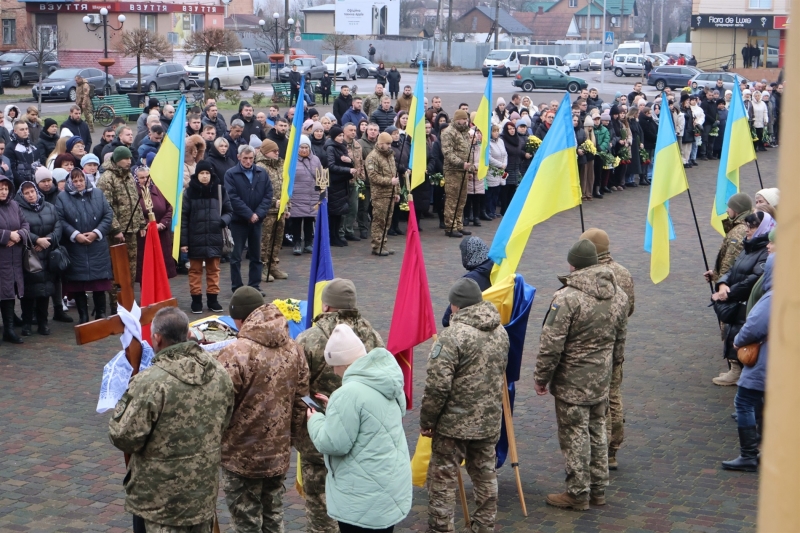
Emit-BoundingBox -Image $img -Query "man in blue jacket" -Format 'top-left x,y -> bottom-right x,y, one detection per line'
341,97 -> 369,128
225,145 -> 273,294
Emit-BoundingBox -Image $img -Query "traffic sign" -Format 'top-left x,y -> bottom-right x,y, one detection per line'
604,31 -> 614,45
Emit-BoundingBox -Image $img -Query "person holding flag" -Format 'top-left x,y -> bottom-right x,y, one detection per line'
365,132 -> 399,256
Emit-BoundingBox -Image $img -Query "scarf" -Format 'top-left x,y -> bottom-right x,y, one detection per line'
753,212 -> 775,238
19,181 -> 45,212
10,131 -> 32,150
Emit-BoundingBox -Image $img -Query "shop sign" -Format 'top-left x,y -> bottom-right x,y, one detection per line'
691,14 -> 773,29
27,2 -> 221,13
773,16 -> 789,29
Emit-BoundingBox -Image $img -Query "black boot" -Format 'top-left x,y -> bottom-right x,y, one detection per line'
1,300 -> 23,344
20,298 -> 34,336
92,291 -> 107,320
74,293 -> 90,324
721,426 -> 759,472
207,294 -> 223,313
36,298 -> 50,335
593,185 -> 604,199
191,294 -> 203,314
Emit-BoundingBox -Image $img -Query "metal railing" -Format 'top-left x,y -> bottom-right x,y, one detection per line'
696,54 -> 736,72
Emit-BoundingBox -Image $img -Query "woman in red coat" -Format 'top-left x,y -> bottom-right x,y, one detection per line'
133,165 -> 177,283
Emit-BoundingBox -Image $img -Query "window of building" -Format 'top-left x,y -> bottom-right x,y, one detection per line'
191,14 -> 203,31
569,0 -> 577,7
749,0 -> 772,8
140,14 -> 156,31
2,19 -> 16,45
594,16 -> 600,29
167,32 -> 179,44
471,16 -> 477,31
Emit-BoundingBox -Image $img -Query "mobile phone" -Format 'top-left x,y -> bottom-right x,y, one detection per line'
302,395 -> 324,413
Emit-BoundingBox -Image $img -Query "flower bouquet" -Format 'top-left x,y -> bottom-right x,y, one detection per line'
272,298 -> 303,323
428,172 -> 444,187
694,125 -> 702,137
525,135 -> 542,156
709,125 -> 719,137
617,145 -> 632,165
398,184 -> 410,212
599,152 -> 617,170
639,148 -> 651,165
355,178 -> 366,200
488,167 -> 507,180
579,139 -> 597,156
762,130 -> 772,147
751,126 -> 760,142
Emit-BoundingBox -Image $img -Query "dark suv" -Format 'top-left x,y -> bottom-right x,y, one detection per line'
116,62 -> 189,93
647,66 -> 702,91
0,51 -> 59,88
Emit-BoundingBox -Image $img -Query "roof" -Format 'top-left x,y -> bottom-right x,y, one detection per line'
301,4 -> 335,12
512,11 -> 576,41
574,0 -> 636,16
521,1 -> 557,12
671,32 -> 689,43
458,6 -> 533,35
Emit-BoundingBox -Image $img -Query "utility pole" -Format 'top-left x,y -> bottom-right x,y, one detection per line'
446,0 -> 454,68
659,0 -> 664,52
494,0 -> 500,48
650,0 -> 654,46
283,0 -> 290,66
436,0 -> 443,66
586,0 -> 591,54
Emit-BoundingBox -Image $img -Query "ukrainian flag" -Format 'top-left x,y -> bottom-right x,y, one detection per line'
150,96 -> 187,260
304,197 -> 335,329
475,70 -> 492,179
644,91 -> 688,284
711,76 -> 756,235
488,92 -> 581,283
406,62 -> 426,189
281,75 -> 305,217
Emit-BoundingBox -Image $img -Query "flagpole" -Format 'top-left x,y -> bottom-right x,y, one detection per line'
684,183 -> 714,293
579,202 -> 585,233
502,374 -> 528,516
754,158 -> 764,189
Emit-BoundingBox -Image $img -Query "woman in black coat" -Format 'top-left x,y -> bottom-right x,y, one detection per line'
56,169 -> 114,324
16,181 -> 61,336
639,107 -> 658,185
180,160 -> 232,314
310,123 -> 328,168
376,62 -> 388,88
325,126 -> 354,247
387,126 -> 410,236
205,138 -> 235,184
35,120 -> 59,166
429,124 -> 445,227
386,67 -> 401,99
500,121 -> 522,215
623,109 -> 643,186
319,72 -> 332,106
608,105 -> 627,189
0,175 -> 29,343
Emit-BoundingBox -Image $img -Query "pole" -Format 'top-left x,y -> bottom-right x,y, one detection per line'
684,185 -> 714,293
284,0 -> 291,67
501,375 -> 528,516
754,158 -> 764,189
447,137 -> 476,236
494,0 -> 500,49
456,468 -> 471,528
659,0 -> 664,52
102,13 -> 109,96
600,0 -> 606,92
586,0 -> 591,55
579,202 -> 585,233
650,0 -> 654,50
275,19 -> 280,82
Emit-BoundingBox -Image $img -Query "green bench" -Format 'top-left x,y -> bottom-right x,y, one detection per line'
271,81 -> 337,104
148,90 -> 184,105
91,95 -> 142,126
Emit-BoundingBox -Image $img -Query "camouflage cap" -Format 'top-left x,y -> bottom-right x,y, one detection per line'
580,228 -> 610,255
322,278 -> 357,309
454,109 -> 469,121
229,286 -> 264,320
448,278 -> 482,308
568,239 -> 598,270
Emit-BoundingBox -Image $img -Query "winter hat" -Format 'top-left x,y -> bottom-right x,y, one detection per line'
311,121 -> 324,133
228,287 -> 264,320
329,125 -> 344,140
601,103 -> 611,110
385,125 -> 398,135
324,324 -> 367,367
725,90 -> 733,96
448,278 -> 483,309
743,89 -> 752,95
249,135 -> 263,149
496,97 -> 506,106
193,159 -> 214,178
81,153 -> 100,168
146,98 -> 160,110
321,278 -> 357,309
66,137 -> 84,152
567,239 -> 598,270
727,192 -> 753,214
325,112 -> 336,122
454,109 -> 469,121
306,107 -> 319,119
460,236 -> 489,270
299,135 -> 311,147
377,132 -> 393,144
768,228 -> 776,242
600,113 -> 611,121
680,93 -> 690,104
43,118 -> 57,130
261,139 -> 279,154
756,187 -> 779,207
146,152 -> 157,167
516,116 -> 531,128
112,146 -> 132,163
302,119 -> 315,130
509,112 -> 520,120
34,167 -> 53,184
580,228 -> 610,255
584,116 -> 594,127
60,128 -> 73,138
610,105 -> 620,116
52,168 -> 69,183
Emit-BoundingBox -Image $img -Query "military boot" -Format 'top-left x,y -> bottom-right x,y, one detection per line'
608,451 -> 619,471
590,491 -> 606,506
191,295 -> 203,314
546,492 -> 589,511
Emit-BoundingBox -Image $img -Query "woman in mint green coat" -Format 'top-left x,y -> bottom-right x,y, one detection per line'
307,324 -> 412,533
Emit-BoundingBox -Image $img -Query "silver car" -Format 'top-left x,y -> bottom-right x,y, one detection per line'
690,72 -> 748,93
588,51 -> 612,70
613,54 -> 646,77
564,53 -> 590,72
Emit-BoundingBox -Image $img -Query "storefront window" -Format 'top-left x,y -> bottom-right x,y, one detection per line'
140,15 -> 156,31
749,0 -> 772,8
2,19 -> 16,45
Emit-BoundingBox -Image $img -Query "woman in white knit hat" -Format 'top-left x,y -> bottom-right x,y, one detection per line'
755,187 -> 779,220
306,324 -> 411,533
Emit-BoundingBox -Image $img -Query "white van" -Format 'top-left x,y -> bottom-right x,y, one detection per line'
482,49 -> 528,77
616,40 -> 652,56
665,42 -> 692,58
185,51 -> 255,90
521,53 -> 570,75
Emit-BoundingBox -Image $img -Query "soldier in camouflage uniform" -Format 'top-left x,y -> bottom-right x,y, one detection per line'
440,109 -> 474,237
256,139 -> 288,282
217,289 -> 310,533
340,123 -> 364,241
534,239 -> 628,511
420,278 -> 510,533
109,307 -> 234,533
294,279 -> 384,533
96,146 -> 146,311
75,76 -> 94,132
581,228 -> 634,470
365,132 -> 399,256
362,84 -> 385,120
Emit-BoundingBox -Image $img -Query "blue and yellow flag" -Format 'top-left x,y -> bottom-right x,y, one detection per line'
150,96 -> 187,259
281,75 -> 305,218
488,92 -> 581,283
711,76 -> 756,235
644,91 -> 688,284
406,62 -> 426,189
475,70 -> 492,179
304,197 -> 335,329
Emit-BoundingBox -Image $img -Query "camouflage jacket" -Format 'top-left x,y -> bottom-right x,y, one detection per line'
347,138 -> 364,181
76,80 -> 93,109
108,342 -> 234,526
294,309 -> 384,461
440,124 -> 472,172
420,300 -> 510,441
364,147 -> 396,199
598,252 -> 635,316
362,92 -> 383,119
217,304 -> 309,477
714,211 -> 751,282
534,265 -> 629,405
256,153 -> 285,216
96,161 -> 147,236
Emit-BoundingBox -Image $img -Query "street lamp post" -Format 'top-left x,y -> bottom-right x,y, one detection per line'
83,8 -> 125,96
259,14 -> 294,82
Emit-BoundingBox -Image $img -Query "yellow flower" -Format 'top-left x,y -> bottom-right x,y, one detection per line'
439,179 -> 445,187
359,193 -> 366,200
272,298 -> 302,323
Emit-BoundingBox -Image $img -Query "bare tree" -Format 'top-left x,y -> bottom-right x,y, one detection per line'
256,20 -> 290,55
322,33 -> 354,91
16,25 -> 65,113
183,29 -> 240,99
115,29 -> 172,94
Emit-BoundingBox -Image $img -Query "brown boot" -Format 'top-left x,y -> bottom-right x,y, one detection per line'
590,491 -> 606,506
269,268 -> 289,280
546,492 -> 589,511
608,451 -> 618,471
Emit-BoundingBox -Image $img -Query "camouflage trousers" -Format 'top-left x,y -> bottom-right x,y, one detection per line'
302,458 -> 339,533
80,103 -> 94,132
220,468 -> 286,533
357,186 -> 371,233
370,189 -> 395,252
339,184 -> 359,238
427,434 -> 498,533
108,234 -> 137,309
554,399 -> 608,499
260,214 -> 285,274
607,364 -> 624,455
143,519 -> 213,533
443,172 -> 468,233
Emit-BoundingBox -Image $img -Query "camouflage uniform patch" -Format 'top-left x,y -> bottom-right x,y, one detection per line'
220,468 -> 286,533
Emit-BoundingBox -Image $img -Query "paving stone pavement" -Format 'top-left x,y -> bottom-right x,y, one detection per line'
0,148 -> 777,533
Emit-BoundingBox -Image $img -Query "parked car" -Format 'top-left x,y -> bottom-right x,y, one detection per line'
690,72 -> 748,92
588,51 -> 612,70
520,54 -> 570,74
278,57 -> 327,82
323,55 -> 357,80
613,54 -> 647,77
32,67 -> 115,102
646,53 -> 675,67
349,55 -> 379,78
563,53 -> 590,72
185,52 -> 255,90
647,65 -> 702,91
514,66 -> 588,93
482,49 -> 528,77
267,47 -> 315,66
116,62 -> 189,93
0,51 -> 60,88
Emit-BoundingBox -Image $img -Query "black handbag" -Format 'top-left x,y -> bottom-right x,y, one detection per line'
22,235 -> 44,274
713,299 -> 746,324
48,241 -> 71,273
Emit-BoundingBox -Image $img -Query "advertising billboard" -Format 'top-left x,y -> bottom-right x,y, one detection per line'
335,0 -> 399,35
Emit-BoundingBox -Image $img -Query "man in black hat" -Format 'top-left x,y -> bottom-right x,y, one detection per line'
136,98 -> 160,136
